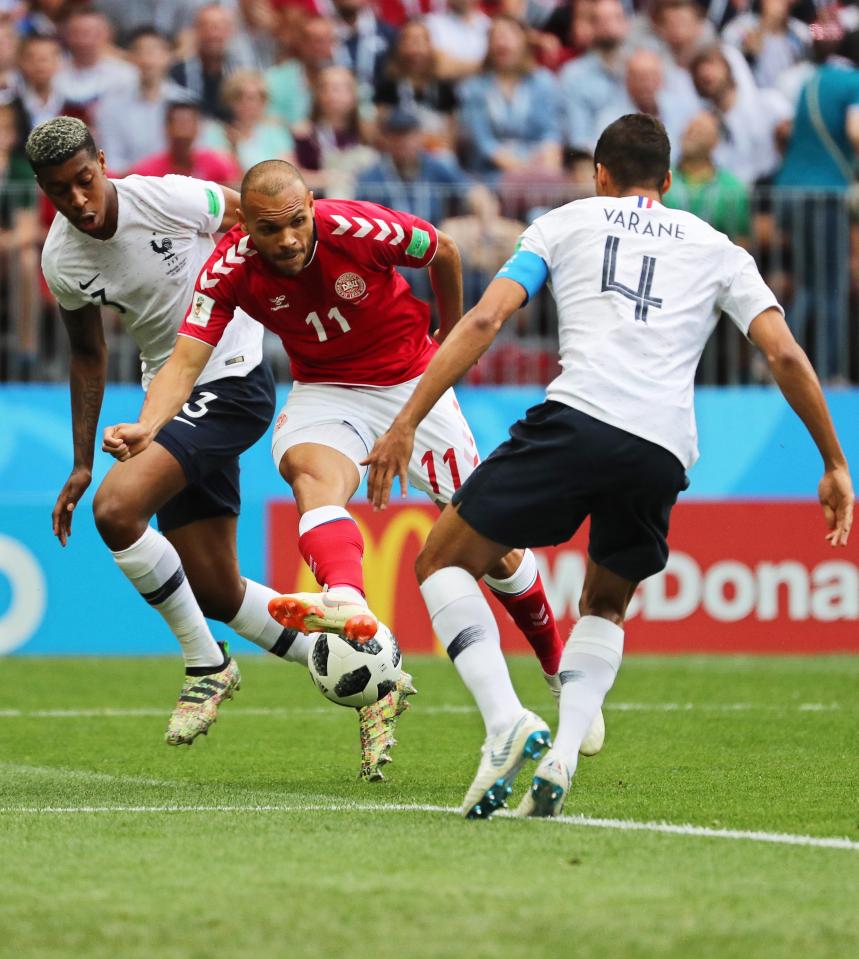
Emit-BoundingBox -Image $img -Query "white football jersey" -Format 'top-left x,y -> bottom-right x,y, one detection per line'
42,174 -> 263,389
516,195 -> 781,467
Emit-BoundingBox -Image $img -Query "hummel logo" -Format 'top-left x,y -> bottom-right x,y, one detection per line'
269,295 -> 289,311
530,604 -> 549,628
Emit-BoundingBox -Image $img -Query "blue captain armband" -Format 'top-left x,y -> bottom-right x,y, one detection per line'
495,249 -> 549,304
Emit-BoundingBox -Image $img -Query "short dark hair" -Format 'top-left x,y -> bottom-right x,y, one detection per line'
165,98 -> 201,120
125,25 -> 170,48
593,114 -> 670,191
25,116 -> 98,172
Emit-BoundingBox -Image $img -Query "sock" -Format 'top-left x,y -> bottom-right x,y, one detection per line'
420,566 -> 524,736
111,526 -> 224,670
227,577 -> 312,665
553,615 -> 624,773
298,506 -> 365,598
485,549 -> 564,675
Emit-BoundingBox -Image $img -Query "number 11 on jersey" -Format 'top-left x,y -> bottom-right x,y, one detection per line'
306,307 -> 351,342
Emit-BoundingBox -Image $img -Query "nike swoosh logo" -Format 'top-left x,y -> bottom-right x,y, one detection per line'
490,714 -> 526,767
78,273 -> 100,290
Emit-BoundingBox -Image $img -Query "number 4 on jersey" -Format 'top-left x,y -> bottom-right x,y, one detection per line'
601,235 -> 663,323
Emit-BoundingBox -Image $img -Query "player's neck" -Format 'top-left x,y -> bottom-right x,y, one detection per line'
608,187 -> 662,204
90,181 -> 119,241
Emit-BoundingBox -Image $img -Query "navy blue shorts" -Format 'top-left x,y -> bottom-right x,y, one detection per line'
154,362 -> 276,533
452,400 -> 688,583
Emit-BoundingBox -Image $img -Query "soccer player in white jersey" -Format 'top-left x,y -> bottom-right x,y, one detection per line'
31,117 -> 410,776
365,114 -> 854,818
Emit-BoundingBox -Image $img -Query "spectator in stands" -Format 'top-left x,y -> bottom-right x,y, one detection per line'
18,0 -> 67,39
425,0 -> 492,81
55,7 -> 137,109
774,16 -> 859,380
663,110 -> 750,240
330,0 -> 396,101
459,15 -> 561,180
292,63 -> 377,194
595,46 -> 697,157
0,17 -> 20,108
374,18 -> 458,152
95,27 -> 186,175
170,3 -> 247,119
92,1 -> 203,50
691,44 -> 790,183
266,13 -> 335,129
0,99 -> 40,379
15,34 -> 68,131
356,107 -> 467,223
131,99 -> 242,182
722,0 -> 811,90
230,0 -> 279,70
559,0 -> 629,151
202,68 -> 295,172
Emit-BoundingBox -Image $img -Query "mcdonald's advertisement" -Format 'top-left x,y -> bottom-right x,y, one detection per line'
1,384 -> 857,656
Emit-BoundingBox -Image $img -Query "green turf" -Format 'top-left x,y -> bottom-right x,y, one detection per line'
1,655 -> 857,959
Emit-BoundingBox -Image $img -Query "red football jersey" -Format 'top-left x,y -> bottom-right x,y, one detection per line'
178,198 -> 440,386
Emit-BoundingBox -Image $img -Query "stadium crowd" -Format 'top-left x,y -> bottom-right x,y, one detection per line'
1,0 -> 858,383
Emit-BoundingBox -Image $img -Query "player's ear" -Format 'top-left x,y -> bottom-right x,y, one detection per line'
661,169 -> 672,197
237,206 -> 247,230
97,150 -> 107,174
307,190 -> 315,213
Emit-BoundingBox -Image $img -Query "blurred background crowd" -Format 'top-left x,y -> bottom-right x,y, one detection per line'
0,0 -> 858,385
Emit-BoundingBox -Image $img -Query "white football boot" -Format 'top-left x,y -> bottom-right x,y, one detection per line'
461,709 -> 552,819
515,751 -> 572,818
543,672 -> 606,757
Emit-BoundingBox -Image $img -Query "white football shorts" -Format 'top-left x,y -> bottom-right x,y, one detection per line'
271,377 -> 480,504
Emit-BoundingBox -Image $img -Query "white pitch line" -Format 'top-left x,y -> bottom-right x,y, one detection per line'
0,703 -> 842,719
0,801 -> 856,852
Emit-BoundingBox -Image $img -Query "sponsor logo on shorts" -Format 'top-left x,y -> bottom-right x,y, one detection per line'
189,293 -> 215,327
334,272 -> 366,300
274,412 -> 288,431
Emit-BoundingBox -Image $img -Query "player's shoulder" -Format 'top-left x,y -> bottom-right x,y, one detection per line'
316,197 -> 418,248
41,213 -> 74,278
196,224 -> 256,296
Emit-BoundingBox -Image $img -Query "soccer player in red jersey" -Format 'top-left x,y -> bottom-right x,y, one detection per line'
103,160 -> 605,772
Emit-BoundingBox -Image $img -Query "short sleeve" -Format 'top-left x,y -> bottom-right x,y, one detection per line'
517,220 -> 551,266
324,201 -> 439,270
177,237 -> 242,348
41,240 -> 86,311
495,223 -> 550,303
144,174 -> 225,236
716,244 -> 782,335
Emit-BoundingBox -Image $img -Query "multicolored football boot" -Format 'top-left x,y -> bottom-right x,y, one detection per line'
461,709 -> 551,819
165,657 -> 241,746
268,588 -> 378,642
357,672 -> 418,781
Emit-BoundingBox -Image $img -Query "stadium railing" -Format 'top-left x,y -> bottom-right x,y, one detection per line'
0,183 -> 855,385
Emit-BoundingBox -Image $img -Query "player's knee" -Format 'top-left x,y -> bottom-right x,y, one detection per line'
196,584 -> 244,623
92,486 -> 147,550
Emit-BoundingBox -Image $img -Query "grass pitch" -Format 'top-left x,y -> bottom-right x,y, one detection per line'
1,654 -> 857,959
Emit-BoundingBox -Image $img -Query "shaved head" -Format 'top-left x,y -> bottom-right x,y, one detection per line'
241,159 -> 307,204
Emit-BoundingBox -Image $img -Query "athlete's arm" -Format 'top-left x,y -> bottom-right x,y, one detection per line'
53,304 -> 108,546
428,230 -> 463,343
364,277 -> 527,509
218,186 -> 242,233
102,336 -> 213,462
749,307 -> 854,546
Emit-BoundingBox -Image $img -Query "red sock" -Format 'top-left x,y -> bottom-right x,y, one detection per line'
489,570 -> 563,676
298,514 -> 365,595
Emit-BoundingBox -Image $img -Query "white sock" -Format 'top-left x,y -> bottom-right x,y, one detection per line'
553,615 -> 624,772
483,548 -> 537,595
227,578 -> 312,665
420,566 -> 524,736
111,526 -> 224,669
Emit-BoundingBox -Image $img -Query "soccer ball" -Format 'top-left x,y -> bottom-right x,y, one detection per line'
307,622 -> 403,708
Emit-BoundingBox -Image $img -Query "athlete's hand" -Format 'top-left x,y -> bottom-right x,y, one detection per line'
102,423 -> 153,462
363,421 -> 415,510
819,466 -> 854,547
52,466 -> 91,547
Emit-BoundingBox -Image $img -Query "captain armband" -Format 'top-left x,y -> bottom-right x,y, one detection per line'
494,249 -> 549,304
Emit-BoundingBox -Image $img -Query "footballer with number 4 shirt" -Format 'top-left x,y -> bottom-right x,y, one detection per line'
104,159 -> 606,775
